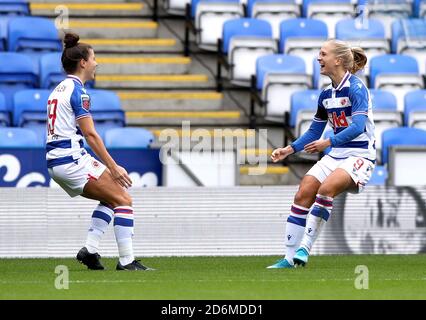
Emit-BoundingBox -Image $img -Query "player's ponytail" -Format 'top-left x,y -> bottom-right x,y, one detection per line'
351,47 -> 368,74
327,39 -> 367,75
61,32 -> 92,74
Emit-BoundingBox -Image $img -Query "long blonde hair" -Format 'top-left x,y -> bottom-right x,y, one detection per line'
326,39 -> 368,74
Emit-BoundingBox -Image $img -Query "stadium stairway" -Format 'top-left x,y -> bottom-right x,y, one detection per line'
29,0 -> 290,185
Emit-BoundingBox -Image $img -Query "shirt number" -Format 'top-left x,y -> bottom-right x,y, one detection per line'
47,99 -> 58,135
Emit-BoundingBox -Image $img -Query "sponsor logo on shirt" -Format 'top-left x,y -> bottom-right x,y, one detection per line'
81,94 -> 90,111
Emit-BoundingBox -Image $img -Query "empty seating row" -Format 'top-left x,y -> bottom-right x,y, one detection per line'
188,0 -> 425,50
0,127 -> 155,149
0,89 -> 125,143
0,16 -> 61,52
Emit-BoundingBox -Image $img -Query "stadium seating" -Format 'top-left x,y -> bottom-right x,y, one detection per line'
290,89 -> 321,136
404,90 -> 426,129
0,16 -> 7,50
0,0 -> 29,16
392,19 -> 426,75
104,127 -> 154,149
39,52 -> 66,89
222,18 -> 277,86
369,54 -> 423,111
381,127 -> 426,165
367,0 -> 413,39
87,89 -> 125,139
13,89 -> 50,143
413,0 -> 426,18
248,0 -> 300,39
7,16 -> 61,52
0,92 -> 9,127
12,89 -> 49,127
335,18 -> 389,76
0,127 -> 41,147
369,89 -> 401,164
369,165 -> 388,185
194,0 -> 244,51
303,0 -> 355,38
164,0 -> 191,15
0,52 -> 38,110
279,18 -> 328,76
256,54 -> 311,118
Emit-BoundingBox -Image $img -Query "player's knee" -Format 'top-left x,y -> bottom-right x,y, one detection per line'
317,185 -> 334,198
109,192 -> 132,208
294,190 -> 313,207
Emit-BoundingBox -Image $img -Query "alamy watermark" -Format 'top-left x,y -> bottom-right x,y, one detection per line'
158,121 -> 269,175
54,265 -> 69,290
354,265 -> 369,290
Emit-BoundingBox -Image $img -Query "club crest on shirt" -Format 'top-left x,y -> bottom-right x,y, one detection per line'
92,160 -> 99,168
81,94 -> 90,111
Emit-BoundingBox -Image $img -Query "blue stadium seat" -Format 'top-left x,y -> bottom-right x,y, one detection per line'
381,127 -> 426,164
367,0 -> 412,39
39,52 -> 65,89
413,0 -> 426,18
370,89 -> 397,111
0,91 -> 10,126
87,89 -> 125,139
369,89 -> 401,164
0,127 -> 42,147
302,0 -> 354,37
391,19 -> 426,75
247,0 -> 300,39
0,0 -> 29,16
222,18 -> 272,54
0,16 -> 7,50
369,165 -> 387,185
370,54 -> 419,88
8,16 -> 62,52
193,0 -> 244,51
0,52 -> 38,111
13,89 -> 49,127
404,90 -> 426,128
104,127 -> 154,149
369,54 -> 423,111
279,18 -> 327,75
222,18 -> 276,86
290,89 -> 321,136
256,54 -> 310,118
336,18 -> 385,40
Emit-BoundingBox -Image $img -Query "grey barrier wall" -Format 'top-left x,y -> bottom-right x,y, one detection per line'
0,186 -> 425,257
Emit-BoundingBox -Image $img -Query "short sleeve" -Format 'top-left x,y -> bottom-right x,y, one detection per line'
70,85 -> 91,120
314,90 -> 328,121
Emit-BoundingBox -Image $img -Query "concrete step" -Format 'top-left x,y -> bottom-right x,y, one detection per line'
82,38 -> 182,53
30,2 -> 149,16
95,74 -> 212,89
239,148 -> 273,158
116,90 -> 223,110
96,55 -> 191,74
239,165 -> 291,185
60,18 -> 158,38
126,110 -> 244,126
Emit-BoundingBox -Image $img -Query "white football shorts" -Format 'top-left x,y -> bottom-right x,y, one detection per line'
306,155 -> 375,193
48,153 -> 107,197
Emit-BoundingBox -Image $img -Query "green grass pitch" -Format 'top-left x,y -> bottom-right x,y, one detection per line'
1,255 -> 425,299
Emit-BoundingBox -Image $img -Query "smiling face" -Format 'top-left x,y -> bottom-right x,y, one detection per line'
80,48 -> 97,81
317,41 -> 340,77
